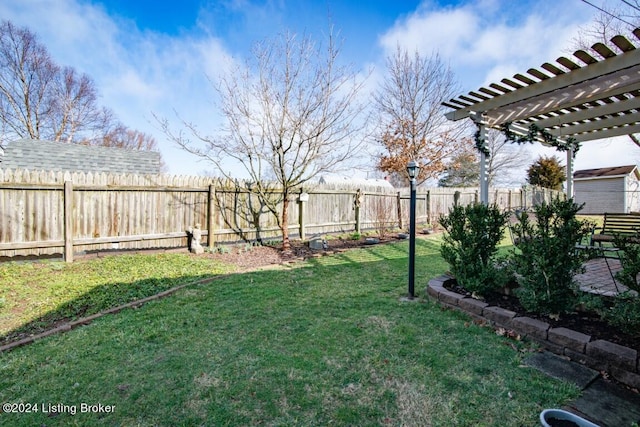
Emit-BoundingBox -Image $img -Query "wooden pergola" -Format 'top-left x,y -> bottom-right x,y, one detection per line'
443,28 -> 640,203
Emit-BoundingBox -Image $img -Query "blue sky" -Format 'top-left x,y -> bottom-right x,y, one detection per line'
1,0 -> 637,181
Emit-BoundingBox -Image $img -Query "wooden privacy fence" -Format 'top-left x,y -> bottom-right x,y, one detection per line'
0,169 -> 562,261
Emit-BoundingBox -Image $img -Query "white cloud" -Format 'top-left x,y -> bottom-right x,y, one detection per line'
380,6 -> 479,60
1,0 -> 234,175
378,1 -> 592,91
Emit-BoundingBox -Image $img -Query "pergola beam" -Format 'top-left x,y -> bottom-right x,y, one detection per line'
573,123 -> 640,142
445,47 -> 640,122
548,114 -> 638,137
532,96 -> 640,128
484,73 -> 640,127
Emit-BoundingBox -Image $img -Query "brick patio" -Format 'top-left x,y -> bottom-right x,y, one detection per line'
575,257 -> 625,297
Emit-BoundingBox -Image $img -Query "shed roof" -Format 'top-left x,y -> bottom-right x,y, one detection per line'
318,175 -> 394,189
573,165 -> 639,180
0,139 -> 161,175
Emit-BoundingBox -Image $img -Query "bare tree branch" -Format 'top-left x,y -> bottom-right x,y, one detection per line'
571,1 -> 640,51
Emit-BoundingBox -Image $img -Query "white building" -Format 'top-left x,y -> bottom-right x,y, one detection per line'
573,165 -> 640,214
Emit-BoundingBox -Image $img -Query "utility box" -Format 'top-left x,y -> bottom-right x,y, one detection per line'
308,237 -> 326,250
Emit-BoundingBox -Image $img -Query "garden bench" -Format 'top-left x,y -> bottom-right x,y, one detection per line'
590,212 -> 640,246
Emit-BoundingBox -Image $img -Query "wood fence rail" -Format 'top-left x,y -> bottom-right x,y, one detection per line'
0,169 -> 562,261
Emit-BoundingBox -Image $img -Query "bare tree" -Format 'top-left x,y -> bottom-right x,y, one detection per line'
158,30 -> 367,250
373,46 -> 473,185
486,129 -> 531,186
99,122 -> 160,151
50,67 -> 112,143
0,20 -> 58,144
438,130 -> 531,187
0,20 -> 162,162
571,1 -> 639,50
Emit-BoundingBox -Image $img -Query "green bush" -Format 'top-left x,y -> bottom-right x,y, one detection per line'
613,233 -> 640,292
439,203 -> 510,295
604,293 -> 640,335
605,235 -> 640,335
510,198 -> 593,315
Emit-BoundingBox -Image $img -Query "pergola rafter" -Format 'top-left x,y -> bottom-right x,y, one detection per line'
443,28 -> 640,203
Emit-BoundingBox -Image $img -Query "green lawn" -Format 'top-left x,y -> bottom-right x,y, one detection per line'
0,253 -> 233,344
0,239 -> 579,426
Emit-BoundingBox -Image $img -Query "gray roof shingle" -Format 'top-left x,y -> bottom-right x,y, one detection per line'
573,165 -> 638,180
0,139 -> 161,175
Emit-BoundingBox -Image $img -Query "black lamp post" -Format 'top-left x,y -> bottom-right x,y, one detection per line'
406,160 -> 420,299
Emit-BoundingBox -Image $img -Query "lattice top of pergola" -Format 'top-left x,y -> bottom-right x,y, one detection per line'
443,28 -> 640,144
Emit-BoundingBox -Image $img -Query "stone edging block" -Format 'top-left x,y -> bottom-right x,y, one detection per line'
587,340 -> 638,371
549,327 -> 591,353
511,317 -> 550,341
483,306 -> 517,327
458,297 -> 488,315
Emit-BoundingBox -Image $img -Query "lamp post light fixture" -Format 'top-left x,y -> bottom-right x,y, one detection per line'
406,160 -> 420,299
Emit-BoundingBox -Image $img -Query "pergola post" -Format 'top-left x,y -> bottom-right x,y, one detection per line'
473,116 -> 490,205
480,148 -> 489,204
566,148 -> 574,199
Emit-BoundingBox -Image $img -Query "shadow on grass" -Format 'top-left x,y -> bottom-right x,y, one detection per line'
0,272 -> 219,347
0,238 -> 445,349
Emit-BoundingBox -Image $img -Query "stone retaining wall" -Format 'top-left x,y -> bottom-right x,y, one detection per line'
427,275 -> 640,389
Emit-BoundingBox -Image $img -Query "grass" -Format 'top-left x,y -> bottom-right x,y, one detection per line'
0,253 -> 233,343
0,238 -> 579,426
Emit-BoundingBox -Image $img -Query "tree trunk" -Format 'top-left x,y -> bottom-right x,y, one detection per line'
281,196 -> 290,251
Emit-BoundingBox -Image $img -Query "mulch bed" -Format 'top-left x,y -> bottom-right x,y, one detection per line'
199,236 -> 397,271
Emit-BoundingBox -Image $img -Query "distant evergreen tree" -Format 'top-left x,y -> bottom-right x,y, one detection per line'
438,151 -> 479,187
526,155 -> 566,190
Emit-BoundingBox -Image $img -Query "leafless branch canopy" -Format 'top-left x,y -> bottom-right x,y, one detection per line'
373,46 -> 472,185
180,31 -> 366,188
0,20 -> 161,156
571,1 -> 640,50
158,29 -> 368,249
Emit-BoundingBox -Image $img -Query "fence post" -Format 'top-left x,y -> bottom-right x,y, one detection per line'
298,188 -> 308,241
64,180 -> 74,263
207,184 -> 216,249
397,191 -> 403,229
354,189 -> 362,234
426,190 -> 431,224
